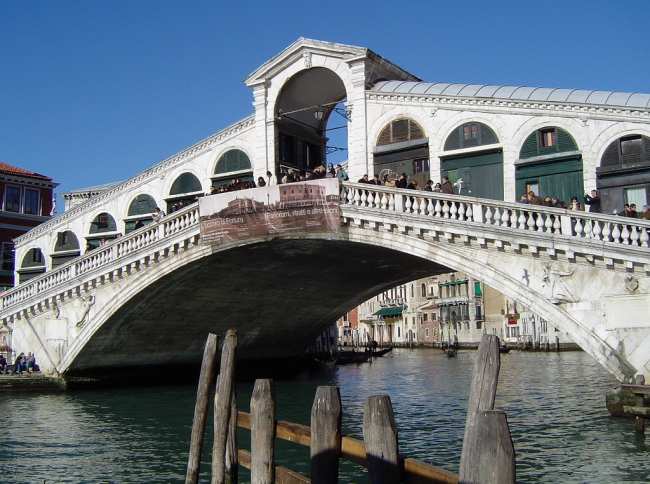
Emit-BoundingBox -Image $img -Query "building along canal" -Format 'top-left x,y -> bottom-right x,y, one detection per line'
1,348 -> 648,483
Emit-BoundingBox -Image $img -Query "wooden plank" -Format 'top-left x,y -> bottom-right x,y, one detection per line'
364,395 -> 400,484
238,450 -> 310,484
186,333 -> 219,484
402,458 -> 458,484
238,412 -> 459,483
310,386 -> 342,484
251,379 -> 276,484
212,329 -> 238,484
621,384 -> 650,395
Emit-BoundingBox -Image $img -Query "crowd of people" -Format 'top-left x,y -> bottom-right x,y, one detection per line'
0,351 -> 39,375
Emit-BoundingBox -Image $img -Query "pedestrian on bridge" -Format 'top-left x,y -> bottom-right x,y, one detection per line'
584,190 -> 601,213
441,176 -> 453,194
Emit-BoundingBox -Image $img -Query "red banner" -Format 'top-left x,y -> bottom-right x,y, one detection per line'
199,179 -> 340,245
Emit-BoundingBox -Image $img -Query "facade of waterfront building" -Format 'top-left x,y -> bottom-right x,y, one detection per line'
0,162 -> 58,289
14,37 -> 650,277
503,300 -> 575,347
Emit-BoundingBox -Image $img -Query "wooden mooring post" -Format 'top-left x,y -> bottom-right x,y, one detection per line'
186,332 -> 219,484
189,330 -> 515,483
212,329 -> 238,484
311,386 -> 342,484
459,334 -> 515,484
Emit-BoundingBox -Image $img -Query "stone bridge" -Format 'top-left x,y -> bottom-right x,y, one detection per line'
2,182 -> 650,382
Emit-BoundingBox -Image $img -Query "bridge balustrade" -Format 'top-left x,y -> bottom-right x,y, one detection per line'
340,182 -> 650,247
1,205 -> 200,311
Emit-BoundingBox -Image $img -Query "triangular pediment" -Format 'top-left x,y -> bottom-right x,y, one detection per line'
244,37 -> 420,87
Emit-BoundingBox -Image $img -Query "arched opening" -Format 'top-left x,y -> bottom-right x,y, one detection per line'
87,212 -> 118,249
125,194 -> 157,233
440,122 -> 502,199
166,173 -> 203,213
596,134 -> 650,214
275,67 -> 348,180
515,127 -> 583,205
18,248 -> 45,283
374,118 -> 429,187
212,149 -> 254,191
51,230 -> 80,267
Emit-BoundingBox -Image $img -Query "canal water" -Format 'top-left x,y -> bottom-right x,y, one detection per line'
1,349 -> 649,483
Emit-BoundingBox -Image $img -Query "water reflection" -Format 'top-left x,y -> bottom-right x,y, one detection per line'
1,349 -> 648,483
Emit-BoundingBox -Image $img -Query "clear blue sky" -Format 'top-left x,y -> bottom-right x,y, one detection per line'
2,1 -> 649,213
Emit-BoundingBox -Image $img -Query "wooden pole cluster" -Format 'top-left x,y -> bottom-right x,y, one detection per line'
459,334 -> 515,484
213,329 -> 238,484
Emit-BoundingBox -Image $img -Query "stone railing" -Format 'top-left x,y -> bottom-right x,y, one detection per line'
437,296 -> 470,306
1,205 -> 200,311
340,182 -> 650,249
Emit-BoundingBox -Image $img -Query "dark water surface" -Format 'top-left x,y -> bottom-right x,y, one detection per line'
1,349 -> 648,483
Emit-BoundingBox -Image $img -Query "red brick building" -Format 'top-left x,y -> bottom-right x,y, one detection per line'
0,161 -> 58,289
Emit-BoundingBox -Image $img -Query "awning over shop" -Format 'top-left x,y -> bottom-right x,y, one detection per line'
373,307 -> 404,316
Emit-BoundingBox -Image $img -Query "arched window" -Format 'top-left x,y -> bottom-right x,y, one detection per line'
52,231 -> 80,268
18,248 -> 45,283
597,135 -> 650,214
516,127 -> 582,205
170,173 -> 202,195
128,194 -> 157,216
167,173 -> 203,213
374,118 -> 429,189
87,212 -> 118,249
421,283 -> 426,298
410,284 -> 414,298
215,149 -> 251,174
519,127 -> 578,159
89,213 -> 117,234
440,122 -> 503,200
377,119 -> 425,146
125,194 -> 157,233
443,122 -> 499,151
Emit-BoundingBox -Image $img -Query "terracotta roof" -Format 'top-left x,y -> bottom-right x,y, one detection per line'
0,161 -> 53,181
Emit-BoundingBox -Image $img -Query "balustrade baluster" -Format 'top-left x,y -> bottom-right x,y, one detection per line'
466,204 -> 474,221
388,194 -> 395,211
427,198 -> 434,216
434,199 -> 442,218
593,221 -> 602,240
553,215 -> 561,233
493,207 -> 501,226
405,196 -> 412,213
640,228 -> 649,248
536,213 -> 545,232
443,201 -> 451,219
367,191 -> 375,208
584,220 -> 593,238
516,211 -> 525,230
346,188 -> 354,206
544,215 -> 553,233
354,189 -> 361,206
419,198 -> 427,215
621,225 -> 630,244
485,206 -> 493,225
458,203 -> 466,221
501,208 -> 510,227
602,223 -> 612,242
360,189 -> 367,206
527,212 -> 536,231
612,224 -> 621,243
449,202 -> 458,220
631,226 -> 640,246
381,193 -> 388,210
574,218 -> 584,237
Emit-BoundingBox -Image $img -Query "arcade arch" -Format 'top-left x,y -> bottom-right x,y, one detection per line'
125,194 -> 157,233
515,126 -> 583,204
440,122 -> 502,199
596,134 -> 650,214
166,173 -> 203,213
87,212 -> 118,248
18,247 -> 45,283
373,118 -> 429,187
212,149 -> 253,189
274,67 -> 347,178
51,230 -> 80,268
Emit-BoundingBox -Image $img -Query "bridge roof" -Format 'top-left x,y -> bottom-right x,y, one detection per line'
371,81 -> 650,109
